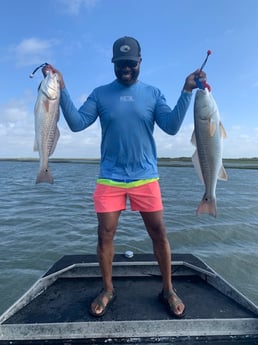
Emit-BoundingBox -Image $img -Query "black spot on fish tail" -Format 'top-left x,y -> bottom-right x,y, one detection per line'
197,196 -> 217,217
36,168 -> 54,184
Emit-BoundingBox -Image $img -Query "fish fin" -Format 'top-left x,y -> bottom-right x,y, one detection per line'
197,197 -> 217,217
218,165 -> 228,181
36,168 -> 54,184
192,150 -> 204,184
209,119 -> 217,137
219,122 -> 227,139
191,130 -> 196,146
49,127 -> 60,156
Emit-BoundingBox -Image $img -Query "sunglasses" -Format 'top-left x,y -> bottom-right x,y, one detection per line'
115,60 -> 138,68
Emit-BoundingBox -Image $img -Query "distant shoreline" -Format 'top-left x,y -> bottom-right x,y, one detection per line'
1,157 -> 258,169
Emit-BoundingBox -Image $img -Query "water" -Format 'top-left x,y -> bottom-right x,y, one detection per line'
1,160 -> 258,314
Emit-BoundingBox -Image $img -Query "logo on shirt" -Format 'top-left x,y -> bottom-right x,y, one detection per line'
120,96 -> 134,102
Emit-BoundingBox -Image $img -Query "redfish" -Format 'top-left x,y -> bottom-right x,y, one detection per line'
191,87 -> 227,217
33,66 -> 60,184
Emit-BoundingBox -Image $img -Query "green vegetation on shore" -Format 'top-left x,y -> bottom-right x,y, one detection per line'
1,157 -> 258,169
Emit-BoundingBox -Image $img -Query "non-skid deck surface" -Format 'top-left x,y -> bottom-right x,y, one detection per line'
4,274 -> 255,324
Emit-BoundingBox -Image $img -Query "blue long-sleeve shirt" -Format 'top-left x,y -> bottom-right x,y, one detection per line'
60,80 -> 192,180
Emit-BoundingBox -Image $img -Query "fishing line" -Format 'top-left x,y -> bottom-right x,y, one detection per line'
29,63 -> 49,78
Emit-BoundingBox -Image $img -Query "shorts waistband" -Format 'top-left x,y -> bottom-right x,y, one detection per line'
96,178 -> 159,188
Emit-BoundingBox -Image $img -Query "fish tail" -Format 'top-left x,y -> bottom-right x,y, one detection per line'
197,197 -> 217,217
36,168 -> 54,184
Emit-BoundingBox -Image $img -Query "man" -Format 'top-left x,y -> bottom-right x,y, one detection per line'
47,36 -> 206,318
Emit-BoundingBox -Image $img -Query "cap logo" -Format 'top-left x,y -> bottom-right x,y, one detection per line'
120,44 -> 130,53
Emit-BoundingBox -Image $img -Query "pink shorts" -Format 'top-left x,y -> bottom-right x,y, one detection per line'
93,181 -> 163,213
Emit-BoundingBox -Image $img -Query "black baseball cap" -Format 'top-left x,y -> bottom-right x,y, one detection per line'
112,36 -> 141,63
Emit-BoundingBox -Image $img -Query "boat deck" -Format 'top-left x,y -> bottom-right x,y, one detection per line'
0,254 -> 258,344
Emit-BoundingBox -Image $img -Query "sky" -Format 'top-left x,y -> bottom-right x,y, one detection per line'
1,0 -> 258,159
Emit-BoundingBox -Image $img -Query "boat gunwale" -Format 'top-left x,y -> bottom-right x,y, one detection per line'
0,254 -> 257,342
1,318 -> 258,341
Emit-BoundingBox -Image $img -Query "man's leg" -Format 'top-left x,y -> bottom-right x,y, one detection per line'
90,211 -> 120,316
140,211 -> 185,316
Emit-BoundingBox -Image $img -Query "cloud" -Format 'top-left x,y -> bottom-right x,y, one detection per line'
1,94 -> 258,159
57,0 -> 99,15
155,123 -> 258,159
155,124 -> 194,158
0,94 -> 102,159
54,121 -> 101,158
0,98 -> 31,125
223,126 -> 258,158
12,38 -> 59,67
0,98 -> 34,157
